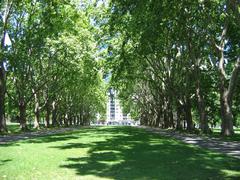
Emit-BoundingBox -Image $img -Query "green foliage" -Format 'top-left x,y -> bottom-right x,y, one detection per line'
103,0 -> 240,133
1,0 -> 106,129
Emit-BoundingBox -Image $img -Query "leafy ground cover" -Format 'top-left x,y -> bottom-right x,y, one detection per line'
0,126 -> 239,179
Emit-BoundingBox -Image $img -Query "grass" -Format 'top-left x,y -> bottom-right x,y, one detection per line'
0,126 -> 240,180
209,128 -> 240,142
0,123 -> 79,136
0,123 -> 41,135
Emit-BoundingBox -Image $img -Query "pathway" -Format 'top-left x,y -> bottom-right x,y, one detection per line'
140,126 -> 240,159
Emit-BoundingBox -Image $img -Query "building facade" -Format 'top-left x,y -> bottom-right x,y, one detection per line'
106,88 -> 132,124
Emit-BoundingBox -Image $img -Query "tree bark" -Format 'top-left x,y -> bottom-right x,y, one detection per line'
52,101 -> 57,126
76,114 -> 80,125
64,114 -> 69,127
80,112 -> 84,126
220,90 -> 234,135
33,92 -> 40,129
163,99 -> 169,128
69,114 -> 73,126
59,114 -> 63,126
196,84 -> 209,133
0,1 -> 12,132
215,0 -> 240,136
73,115 -> 76,125
184,97 -> 193,131
155,108 -> 161,127
176,103 -> 183,130
197,94 -> 208,133
195,62 -> 209,133
0,63 -> 7,132
19,100 -> 28,131
45,100 -> 50,128
167,98 -> 174,128
220,58 -> 240,136
219,35 -> 239,135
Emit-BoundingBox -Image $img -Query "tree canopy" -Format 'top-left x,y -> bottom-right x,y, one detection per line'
0,0 -> 106,131
105,0 -> 240,136
0,0 -> 239,136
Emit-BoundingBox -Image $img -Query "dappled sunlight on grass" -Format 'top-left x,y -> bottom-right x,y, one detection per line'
221,169 -> 240,178
211,128 -> 240,142
0,126 -> 239,179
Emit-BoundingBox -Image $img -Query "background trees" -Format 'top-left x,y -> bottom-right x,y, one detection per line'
0,0 -> 106,132
0,0 -> 239,136
106,0 -> 240,136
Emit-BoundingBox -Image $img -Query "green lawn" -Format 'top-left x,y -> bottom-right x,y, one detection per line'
0,123 -> 78,135
1,123 -> 25,135
210,128 -> 240,141
0,123 -> 41,135
0,127 -> 240,180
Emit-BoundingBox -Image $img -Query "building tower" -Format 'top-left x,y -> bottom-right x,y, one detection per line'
106,88 -> 131,124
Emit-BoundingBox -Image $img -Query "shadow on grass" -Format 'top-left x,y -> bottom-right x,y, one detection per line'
0,127 -> 93,146
0,126 -> 126,147
0,159 -> 12,166
24,135 -> 80,144
211,133 -> 240,142
52,127 -> 240,179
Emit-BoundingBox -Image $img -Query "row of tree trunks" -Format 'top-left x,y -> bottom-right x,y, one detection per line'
16,96 -> 91,130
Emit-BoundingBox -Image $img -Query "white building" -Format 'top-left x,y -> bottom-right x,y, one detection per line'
106,88 -> 133,125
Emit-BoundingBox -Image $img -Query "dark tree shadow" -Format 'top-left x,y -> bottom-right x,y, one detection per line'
0,159 -> 12,166
51,127 -> 240,179
0,127 -> 94,146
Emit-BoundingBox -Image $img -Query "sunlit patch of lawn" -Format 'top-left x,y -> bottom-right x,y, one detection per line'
0,126 -> 239,179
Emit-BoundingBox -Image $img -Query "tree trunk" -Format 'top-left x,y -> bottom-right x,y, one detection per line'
73,115 -> 76,125
220,90 -> 234,135
168,108 -> 174,128
59,114 -> 63,126
0,63 -> 7,132
45,101 -> 50,128
33,93 -> 40,129
155,108 -> 161,127
219,57 -> 240,136
52,101 -> 57,126
167,99 -> 174,128
176,103 -> 183,130
184,97 -> 193,131
69,114 -> 73,126
19,101 -> 28,131
64,114 -> 69,127
163,110 -> 169,128
163,99 -> 169,128
76,114 -> 80,125
215,0 -> 240,136
196,73 -> 209,133
80,112 -> 84,126
0,0 -> 12,133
